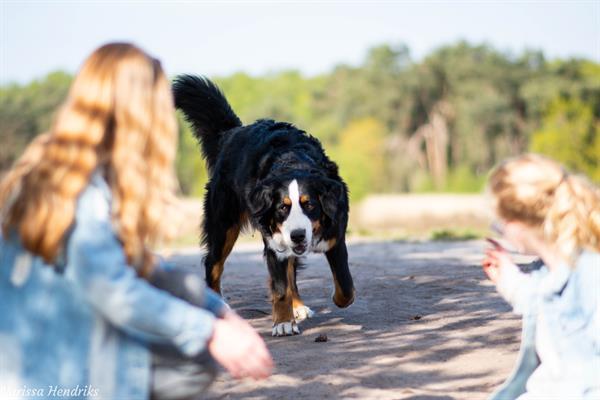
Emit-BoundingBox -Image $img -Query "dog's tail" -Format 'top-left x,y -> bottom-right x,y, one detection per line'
173,74 -> 242,169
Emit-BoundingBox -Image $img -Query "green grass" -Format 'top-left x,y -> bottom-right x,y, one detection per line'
429,229 -> 482,241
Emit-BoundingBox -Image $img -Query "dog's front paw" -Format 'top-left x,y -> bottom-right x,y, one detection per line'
333,287 -> 355,308
293,305 -> 315,322
272,320 -> 300,336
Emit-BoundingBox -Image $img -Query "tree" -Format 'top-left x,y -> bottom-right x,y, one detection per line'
0,71 -> 71,170
329,117 -> 387,202
174,112 -> 209,196
2,43 -> 598,196
530,97 -> 599,182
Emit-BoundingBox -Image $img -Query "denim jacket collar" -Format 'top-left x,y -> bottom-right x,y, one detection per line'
90,170 -> 111,202
539,262 -> 572,299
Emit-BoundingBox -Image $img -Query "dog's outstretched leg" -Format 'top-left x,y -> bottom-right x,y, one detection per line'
266,249 -> 299,336
326,240 -> 355,308
288,258 -> 314,322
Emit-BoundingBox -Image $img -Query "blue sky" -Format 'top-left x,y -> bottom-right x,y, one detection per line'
1,1 -> 599,84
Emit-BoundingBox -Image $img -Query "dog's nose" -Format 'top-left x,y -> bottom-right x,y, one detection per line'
290,229 -> 306,244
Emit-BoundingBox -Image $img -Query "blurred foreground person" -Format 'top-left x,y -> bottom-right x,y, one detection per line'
0,42 -> 271,400
483,154 -> 600,399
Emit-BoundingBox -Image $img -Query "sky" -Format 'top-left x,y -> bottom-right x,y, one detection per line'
1,1 -> 599,84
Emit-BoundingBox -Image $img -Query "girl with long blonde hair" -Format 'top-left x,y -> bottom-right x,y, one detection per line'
483,154 -> 600,399
0,43 -> 271,400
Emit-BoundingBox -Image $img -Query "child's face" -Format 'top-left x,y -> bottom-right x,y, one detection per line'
497,220 -> 543,257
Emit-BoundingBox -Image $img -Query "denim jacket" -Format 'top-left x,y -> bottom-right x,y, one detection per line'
0,173 -> 223,399
490,251 -> 600,400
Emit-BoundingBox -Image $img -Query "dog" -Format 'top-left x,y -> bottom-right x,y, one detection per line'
173,75 -> 355,336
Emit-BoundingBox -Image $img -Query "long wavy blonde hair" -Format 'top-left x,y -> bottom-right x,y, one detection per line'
0,43 -> 178,276
489,153 -> 600,266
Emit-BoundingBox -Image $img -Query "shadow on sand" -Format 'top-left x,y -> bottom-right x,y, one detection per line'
165,240 -> 523,399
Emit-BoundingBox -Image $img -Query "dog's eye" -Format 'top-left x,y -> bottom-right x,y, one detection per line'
304,202 -> 315,211
279,204 -> 289,212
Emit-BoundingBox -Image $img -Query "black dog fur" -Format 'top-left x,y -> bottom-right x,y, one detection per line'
173,75 -> 355,336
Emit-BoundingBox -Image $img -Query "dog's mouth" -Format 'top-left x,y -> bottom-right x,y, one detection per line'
292,244 -> 307,255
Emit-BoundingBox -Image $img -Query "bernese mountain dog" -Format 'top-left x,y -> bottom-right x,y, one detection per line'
173,75 -> 355,336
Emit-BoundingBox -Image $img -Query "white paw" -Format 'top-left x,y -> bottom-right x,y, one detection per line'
293,305 -> 315,322
272,320 -> 300,336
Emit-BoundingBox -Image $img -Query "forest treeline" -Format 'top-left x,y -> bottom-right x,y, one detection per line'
1,41 -> 598,201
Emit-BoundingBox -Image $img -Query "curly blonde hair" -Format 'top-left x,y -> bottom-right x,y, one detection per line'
489,153 -> 600,266
0,43 -> 178,277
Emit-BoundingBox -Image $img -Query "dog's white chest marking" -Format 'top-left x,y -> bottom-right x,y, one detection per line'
312,238 -> 333,253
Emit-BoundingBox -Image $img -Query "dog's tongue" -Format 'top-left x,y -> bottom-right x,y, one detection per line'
293,245 -> 306,255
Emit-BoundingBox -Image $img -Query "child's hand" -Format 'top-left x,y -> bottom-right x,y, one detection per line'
482,240 -> 518,285
208,310 -> 273,380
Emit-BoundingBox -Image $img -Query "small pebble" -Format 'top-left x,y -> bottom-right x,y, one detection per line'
315,334 -> 328,342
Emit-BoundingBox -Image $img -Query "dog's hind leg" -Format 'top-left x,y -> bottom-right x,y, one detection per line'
288,258 -> 314,322
202,186 -> 242,295
266,250 -> 299,336
326,240 -> 355,308
204,225 -> 239,295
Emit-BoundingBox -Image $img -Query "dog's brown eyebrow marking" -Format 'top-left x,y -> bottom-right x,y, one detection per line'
283,197 -> 292,206
300,194 -> 310,203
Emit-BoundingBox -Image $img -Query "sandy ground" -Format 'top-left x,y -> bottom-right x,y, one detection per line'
162,239 -> 533,400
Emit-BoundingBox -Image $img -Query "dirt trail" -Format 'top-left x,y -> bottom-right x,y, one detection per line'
163,240 -> 528,400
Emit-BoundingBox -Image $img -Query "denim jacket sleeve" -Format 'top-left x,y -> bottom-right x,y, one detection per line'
64,180 -> 216,357
496,263 -> 549,315
576,252 -> 600,353
151,259 -> 229,317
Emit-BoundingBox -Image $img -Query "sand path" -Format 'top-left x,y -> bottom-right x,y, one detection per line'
163,240 -> 527,399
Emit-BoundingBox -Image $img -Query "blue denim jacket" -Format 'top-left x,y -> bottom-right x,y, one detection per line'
0,173 -> 222,399
490,252 -> 600,399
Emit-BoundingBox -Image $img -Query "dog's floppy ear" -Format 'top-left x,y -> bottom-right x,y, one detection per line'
318,178 -> 345,221
248,180 -> 275,217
